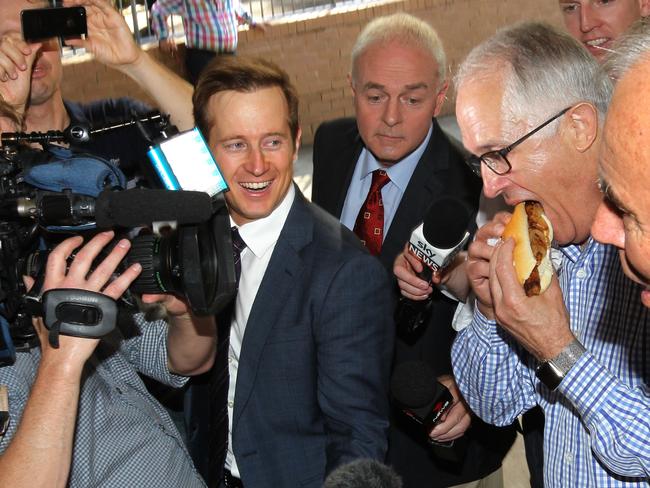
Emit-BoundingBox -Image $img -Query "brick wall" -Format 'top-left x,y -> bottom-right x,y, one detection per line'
61,0 -> 563,144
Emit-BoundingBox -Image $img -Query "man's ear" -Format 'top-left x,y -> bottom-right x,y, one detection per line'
640,0 -> 650,17
564,102 -> 599,153
347,73 -> 356,98
293,126 -> 302,161
433,80 -> 449,117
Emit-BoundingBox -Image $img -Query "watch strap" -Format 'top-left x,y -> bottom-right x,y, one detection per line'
535,338 -> 586,390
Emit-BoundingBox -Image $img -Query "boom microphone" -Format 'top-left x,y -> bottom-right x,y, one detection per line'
395,196 -> 476,339
95,189 -> 214,229
323,459 -> 403,488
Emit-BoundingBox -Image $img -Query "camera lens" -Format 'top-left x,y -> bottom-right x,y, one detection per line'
127,232 -> 182,295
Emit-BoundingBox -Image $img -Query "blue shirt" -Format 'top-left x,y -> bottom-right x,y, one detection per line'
0,314 -> 206,488
452,238 -> 650,486
340,124 -> 433,236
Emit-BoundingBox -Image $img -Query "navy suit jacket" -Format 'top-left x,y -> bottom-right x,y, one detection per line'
312,119 -> 516,487
193,188 -> 394,487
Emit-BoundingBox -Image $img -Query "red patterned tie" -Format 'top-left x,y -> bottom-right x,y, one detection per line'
354,169 -> 391,256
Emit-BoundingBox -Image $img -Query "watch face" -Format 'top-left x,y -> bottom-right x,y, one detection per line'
535,361 -> 564,391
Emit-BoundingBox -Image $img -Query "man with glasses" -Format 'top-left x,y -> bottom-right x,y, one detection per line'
447,22 -> 649,485
311,13 -> 517,488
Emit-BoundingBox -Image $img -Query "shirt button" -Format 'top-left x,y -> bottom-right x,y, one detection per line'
228,401 -> 234,409
228,356 -> 234,363
564,452 -> 573,464
576,269 -> 587,279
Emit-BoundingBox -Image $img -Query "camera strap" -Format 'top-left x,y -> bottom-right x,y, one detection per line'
41,289 -> 117,348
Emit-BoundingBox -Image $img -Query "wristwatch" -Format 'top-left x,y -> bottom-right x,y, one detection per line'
535,338 -> 586,391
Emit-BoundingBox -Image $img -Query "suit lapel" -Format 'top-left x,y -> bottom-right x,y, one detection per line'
379,120 -> 450,269
232,189 -> 311,430
332,130 -> 364,219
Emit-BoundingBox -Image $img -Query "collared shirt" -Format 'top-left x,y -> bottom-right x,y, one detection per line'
151,0 -> 253,53
0,314 -> 205,487
340,123 -> 433,236
225,185 -> 296,477
452,238 -> 650,486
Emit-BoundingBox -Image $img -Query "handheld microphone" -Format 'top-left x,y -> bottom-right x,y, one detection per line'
395,196 -> 476,338
390,360 -> 454,443
390,360 -> 467,464
95,189 -> 214,229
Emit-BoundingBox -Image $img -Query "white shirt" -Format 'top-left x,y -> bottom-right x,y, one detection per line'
225,185 -> 295,477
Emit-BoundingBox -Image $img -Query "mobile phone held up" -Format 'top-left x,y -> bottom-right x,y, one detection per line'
21,7 -> 87,43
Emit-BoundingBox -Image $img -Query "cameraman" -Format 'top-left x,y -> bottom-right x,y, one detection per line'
0,232 -> 215,487
0,0 -> 194,178
0,44 -> 212,488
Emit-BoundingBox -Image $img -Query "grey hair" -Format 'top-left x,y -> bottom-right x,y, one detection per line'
351,13 -> 446,86
455,22 -> 612,133
603,17 -> 650,81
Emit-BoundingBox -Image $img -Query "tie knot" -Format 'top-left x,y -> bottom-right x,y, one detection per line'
231,227 -> 247,255
370,169 -> 390,192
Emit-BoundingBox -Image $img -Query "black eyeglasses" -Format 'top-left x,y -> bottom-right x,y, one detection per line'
465,107 -> 571,177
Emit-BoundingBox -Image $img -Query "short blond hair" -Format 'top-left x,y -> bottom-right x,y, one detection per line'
351,13 -> 446,86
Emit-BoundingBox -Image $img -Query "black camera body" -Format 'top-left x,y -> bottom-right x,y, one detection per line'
0,116 -> 236,365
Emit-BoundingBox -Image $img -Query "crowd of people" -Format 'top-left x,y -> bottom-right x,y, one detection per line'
0,0 -> 648,487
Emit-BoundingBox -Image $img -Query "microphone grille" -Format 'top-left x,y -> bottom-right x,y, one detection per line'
422,196 -> 474,249
390,360 -> 437,408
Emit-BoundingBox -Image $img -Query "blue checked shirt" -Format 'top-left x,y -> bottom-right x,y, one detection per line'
452,238 -> 650,486
0,313 -> 206,487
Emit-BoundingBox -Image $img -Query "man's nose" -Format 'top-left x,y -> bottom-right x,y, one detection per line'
591,199 -> 626,249
481,165 -> 509,199
246,148 -> 267,176
580,4 -> 598,33
382,98 -> 403,127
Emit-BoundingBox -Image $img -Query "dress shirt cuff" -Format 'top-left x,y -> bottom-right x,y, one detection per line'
557,351 -> 617,423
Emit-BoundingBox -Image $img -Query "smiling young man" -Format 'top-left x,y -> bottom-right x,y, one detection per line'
189,56 -> 394,488
559,0 -> 650,61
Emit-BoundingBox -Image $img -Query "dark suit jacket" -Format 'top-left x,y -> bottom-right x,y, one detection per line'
312,118 -> 516,487
193,188 -> 394,488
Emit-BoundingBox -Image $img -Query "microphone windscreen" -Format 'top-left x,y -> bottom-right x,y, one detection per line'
390,360 -> 437,408
323,459 -> 403,488
95,189 -> 213,228
422,196 -> 474,249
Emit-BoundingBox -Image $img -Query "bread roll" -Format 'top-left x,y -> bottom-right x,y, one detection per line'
502,201 -> 553,296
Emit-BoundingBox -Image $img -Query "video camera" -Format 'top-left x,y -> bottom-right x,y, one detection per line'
0,114 -> 237,366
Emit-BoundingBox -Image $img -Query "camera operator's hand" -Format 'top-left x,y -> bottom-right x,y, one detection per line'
63,0 -> 141,68
0,34 -> 39,115
140,293 -> 217,376
63,0 -> 194,131
31,231 -> 141,368
140,292 -> 190,318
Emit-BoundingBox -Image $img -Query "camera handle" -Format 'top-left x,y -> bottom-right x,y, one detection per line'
25,288 -> 117,348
